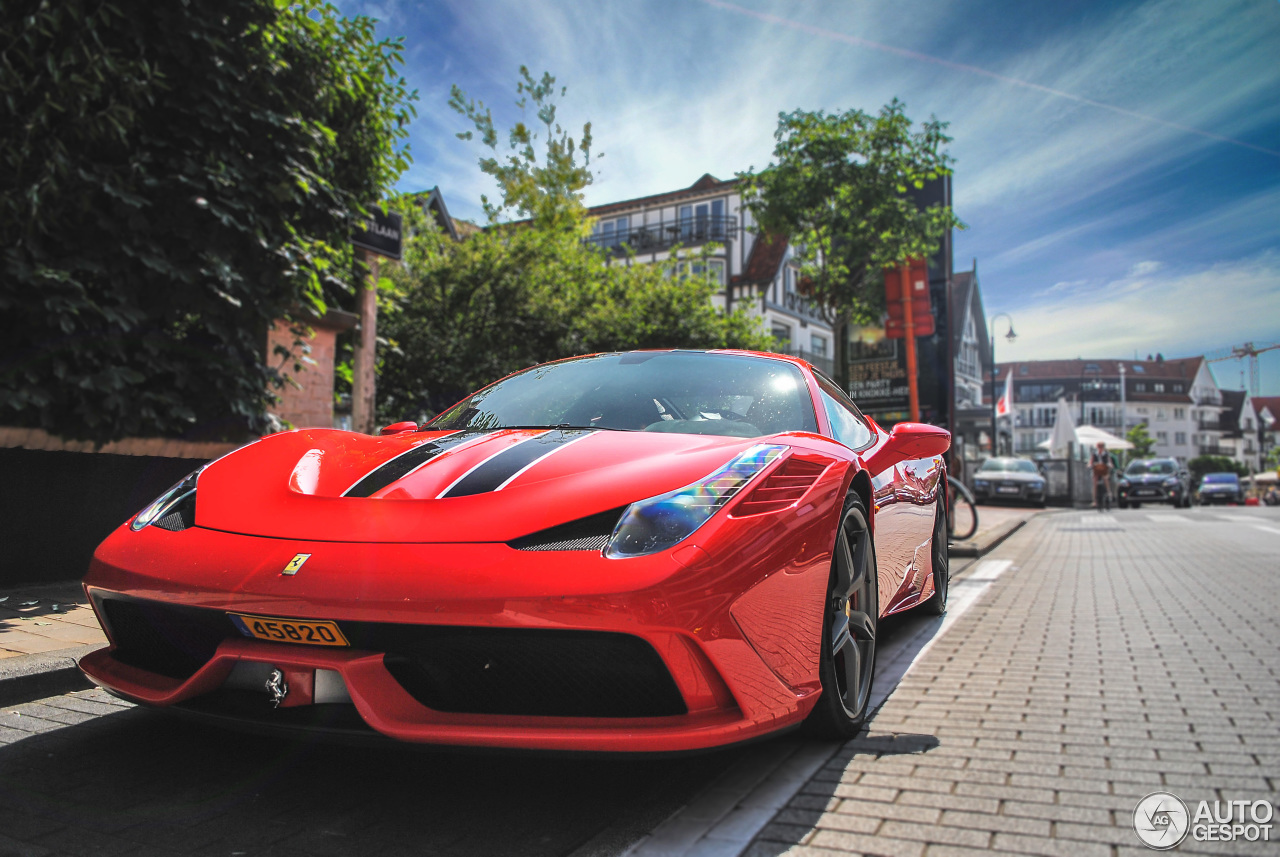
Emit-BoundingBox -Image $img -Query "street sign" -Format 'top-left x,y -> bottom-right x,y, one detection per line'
884,258 -> 934,339
352,207 -> 403,260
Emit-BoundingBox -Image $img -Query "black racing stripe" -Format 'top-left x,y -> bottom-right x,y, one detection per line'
343,431 -> 485,498
441,429 -> 591,498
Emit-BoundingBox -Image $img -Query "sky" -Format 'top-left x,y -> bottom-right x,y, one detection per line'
340,0 -> 1280,395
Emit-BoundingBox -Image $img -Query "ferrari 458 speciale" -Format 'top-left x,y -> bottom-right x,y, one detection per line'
81,350 -> 950,752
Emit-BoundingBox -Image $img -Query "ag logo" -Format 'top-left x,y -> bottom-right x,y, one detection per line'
1134,792 -> 1190,850
281,553 -> 311,576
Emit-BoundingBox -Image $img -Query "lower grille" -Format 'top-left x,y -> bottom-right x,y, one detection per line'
99,596 -> 231,680
355,624 -> 687,719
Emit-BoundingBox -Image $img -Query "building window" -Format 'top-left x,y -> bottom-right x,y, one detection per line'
677,259 -> 725,285
811,334 -> 827,357
1174,408 -> 1185,420
1175,432 -> 1186,445
1156,431 -> 1168,444
772,323 -> 791,347
1134,382 -> 1146,392
1156,408 -> 1167,420
1172,383 -> 1183,392
1154,382 -> 1166,392
595,215 -> 629,248
678,199 -> 726,241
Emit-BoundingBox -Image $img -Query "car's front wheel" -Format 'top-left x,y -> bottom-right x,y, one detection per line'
920,494 -> 949,616
806,493 -> 878,738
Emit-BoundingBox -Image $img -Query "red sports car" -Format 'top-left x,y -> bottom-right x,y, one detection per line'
80,350 -> 950,752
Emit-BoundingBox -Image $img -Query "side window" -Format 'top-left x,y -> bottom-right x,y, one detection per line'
814,374 -> 874,450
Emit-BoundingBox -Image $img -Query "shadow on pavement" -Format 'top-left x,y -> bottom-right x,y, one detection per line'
0,700 -> 748,857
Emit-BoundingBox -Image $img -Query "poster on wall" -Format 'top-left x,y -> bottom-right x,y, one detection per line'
848,325 -> 911,421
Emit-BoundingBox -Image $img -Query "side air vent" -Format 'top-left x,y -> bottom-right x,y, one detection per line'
508,507 -> 626,552
732,456 -> 828,517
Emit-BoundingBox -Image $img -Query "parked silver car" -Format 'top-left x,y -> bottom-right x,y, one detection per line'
971,457 -> 1046,507
1198,472 -> 1243,505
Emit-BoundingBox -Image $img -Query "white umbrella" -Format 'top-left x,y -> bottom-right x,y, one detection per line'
1075,425 -> 1134,451
1044,397 -> 1077,458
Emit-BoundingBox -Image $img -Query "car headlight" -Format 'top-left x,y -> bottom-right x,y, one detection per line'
131,467 -> 203,531
1163,477 -> 1179,487
605,444 -> 786,558
1031,479 -> 1045,490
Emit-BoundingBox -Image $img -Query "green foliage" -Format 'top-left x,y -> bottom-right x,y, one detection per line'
738,100 -> 963,387
0,0 -> 416,443
1188,455 -> 1247,484
449,67 -> 595,231
1124,423 -> 1157,458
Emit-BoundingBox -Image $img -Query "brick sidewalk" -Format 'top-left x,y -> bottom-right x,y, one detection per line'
746,508 -> 1280,856
0,582 -> 103,658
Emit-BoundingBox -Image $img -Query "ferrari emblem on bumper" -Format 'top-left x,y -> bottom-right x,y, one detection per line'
281,553 -> 311,576
265,668 -> 289,707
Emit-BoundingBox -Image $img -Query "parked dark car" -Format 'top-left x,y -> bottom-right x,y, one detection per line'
971,457 -> 1046,507
1198,472 -> 1242,505
1117,458 -> 1191,508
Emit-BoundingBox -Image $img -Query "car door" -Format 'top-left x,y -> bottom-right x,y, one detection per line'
811,374 -> 931,615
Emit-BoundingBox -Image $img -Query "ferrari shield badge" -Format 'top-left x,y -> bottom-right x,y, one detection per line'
281,553 -> 311,576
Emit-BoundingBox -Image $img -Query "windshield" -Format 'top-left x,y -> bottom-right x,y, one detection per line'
978,458 -> 1038,474
1202,473 -> 1239,484
428,352 -> 819,438
1125,460 -> 1176,476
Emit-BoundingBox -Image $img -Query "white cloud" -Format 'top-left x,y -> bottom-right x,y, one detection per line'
1003,253 -> 1280,366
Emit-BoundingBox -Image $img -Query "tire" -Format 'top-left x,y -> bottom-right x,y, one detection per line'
806,493 -> 878,738
920,495 -> 949,616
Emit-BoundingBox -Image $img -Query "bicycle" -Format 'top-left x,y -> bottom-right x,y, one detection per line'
946,475 -> 979,541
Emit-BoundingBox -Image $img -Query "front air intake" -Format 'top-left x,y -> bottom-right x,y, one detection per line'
732,456 -> 827,516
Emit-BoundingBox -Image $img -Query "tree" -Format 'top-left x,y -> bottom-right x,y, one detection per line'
738,101 -> 963,390
0,0 -> 416,444
376,71 -> 771,421
1125,423 -> 1157,458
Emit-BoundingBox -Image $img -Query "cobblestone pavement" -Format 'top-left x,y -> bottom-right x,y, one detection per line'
745,505 -> 1280,857
0,684 -> 753,857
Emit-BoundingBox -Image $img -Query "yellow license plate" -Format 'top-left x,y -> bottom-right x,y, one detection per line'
229,613 -> 349,647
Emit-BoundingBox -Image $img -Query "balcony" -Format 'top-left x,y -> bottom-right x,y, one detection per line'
587,216 -> 738,256
1198,444 -> 1226,456
765,289 -> 827,324
1197,418 -> 1220,431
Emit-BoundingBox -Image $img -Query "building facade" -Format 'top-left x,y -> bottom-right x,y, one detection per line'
992,356 -> 1229,464
586,174 -> 835,374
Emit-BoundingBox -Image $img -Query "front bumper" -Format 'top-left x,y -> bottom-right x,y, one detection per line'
80,488 -> 841,752
972,481 -> 1045,504
1118,484 -> 1183,505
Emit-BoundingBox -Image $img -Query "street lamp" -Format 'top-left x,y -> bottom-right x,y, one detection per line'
990,313 -> 1016,457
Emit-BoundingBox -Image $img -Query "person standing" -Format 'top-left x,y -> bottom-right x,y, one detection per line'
1090,441 -> 1112,511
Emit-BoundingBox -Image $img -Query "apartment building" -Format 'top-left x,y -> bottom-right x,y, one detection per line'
992,356 -> 1228,463
585,174 -> 834,373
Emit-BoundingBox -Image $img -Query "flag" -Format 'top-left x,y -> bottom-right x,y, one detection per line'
995,367 -> 1014,418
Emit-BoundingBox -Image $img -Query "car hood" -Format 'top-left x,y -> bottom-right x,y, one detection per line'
1124,474 -> 1175,485
195,428 -> 818,543
975,471 -> 1041,483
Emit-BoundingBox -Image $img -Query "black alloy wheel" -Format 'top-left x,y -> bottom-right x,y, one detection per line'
806,493 -> 878,738
920,494 -> 949,616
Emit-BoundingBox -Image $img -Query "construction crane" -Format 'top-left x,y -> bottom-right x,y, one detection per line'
1207,342 -> 1280,396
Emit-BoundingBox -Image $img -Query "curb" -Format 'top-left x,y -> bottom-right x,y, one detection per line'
0,645 -> 97,707
950,517 -> 1027,558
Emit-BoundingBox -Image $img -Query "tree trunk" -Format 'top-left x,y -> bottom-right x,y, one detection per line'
834,308 -> 852,393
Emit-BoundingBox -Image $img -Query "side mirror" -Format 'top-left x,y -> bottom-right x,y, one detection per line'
378,421 -> 418,436
864,422 -> 951,473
